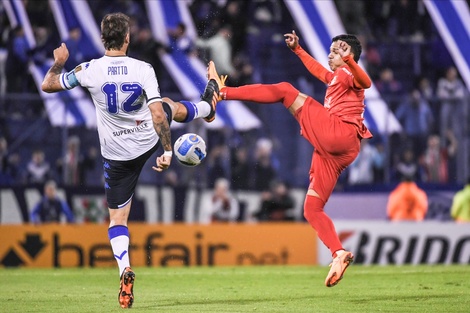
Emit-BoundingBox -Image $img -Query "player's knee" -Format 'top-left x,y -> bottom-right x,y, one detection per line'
274,82 -> 301,110
303,195 -> 325,222
274,82 -> 295,93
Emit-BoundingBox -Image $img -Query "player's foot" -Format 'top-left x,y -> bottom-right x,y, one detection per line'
201,61 -> 228,122
118,267 -> 135,308
201,79 -> 219,122
325,250 -> 354,287
206,61 -> 227,95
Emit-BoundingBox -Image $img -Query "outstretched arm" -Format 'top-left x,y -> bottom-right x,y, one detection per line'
149,101 -> 173,172
42,43 -> 70,93
336,40 -> 371,89
284,31 -> 330,84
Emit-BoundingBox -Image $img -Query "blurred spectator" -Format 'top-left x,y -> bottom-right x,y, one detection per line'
230,145 -> 252,190
255,180 -> 295,221
168,22 -> 195,55
374,68 -> 404,112
64,27 -> 84,71
388,0 -> 423,42
163,169 -> 180,188
30,25 -> 55,65
56,136 -> 97,186
246,0 -> 283,82
189,0 -> 221,38
416,76 -> 437,126
395,89 -> 434,157
26,149 -> 52,184
162,169 -> 187,222
195,26 -> 235,76
88,0 -> 144,21
221,1 -> 249,58
210,177 -> 240,223
394,148 -> 420,182
416,76 -> 435,107
30,180 -> 75,224
363,1 -> 391,40
253,138 -> 277,191
206,143 -> 230,188
127,20 -> 168,90
372,141 -> 386,183
334,0 -> 370,37
387,175 -> 428,221
5,26 -> 30,93
24,0 -> 51,28
347,139 -> 379,185
450,177 -> 470,223
62,136 -> 80,185
231,55 -> 254,86
420,132 -> 457,183
436,66 -> 467,140
360,36 -> 382,80
0,137 -> 22,184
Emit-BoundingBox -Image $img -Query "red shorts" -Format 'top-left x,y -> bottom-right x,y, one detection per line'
294,97 -> 361,204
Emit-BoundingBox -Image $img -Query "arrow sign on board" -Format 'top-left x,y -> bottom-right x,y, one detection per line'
20,234 -> 47,259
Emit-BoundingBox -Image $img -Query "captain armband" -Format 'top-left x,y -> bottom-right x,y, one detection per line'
59,69 -> 79,90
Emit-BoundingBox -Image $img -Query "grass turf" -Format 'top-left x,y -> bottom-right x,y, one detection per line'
2,265 -> 469,312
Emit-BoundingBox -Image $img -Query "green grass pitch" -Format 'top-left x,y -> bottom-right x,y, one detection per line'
2,265 -> 469,312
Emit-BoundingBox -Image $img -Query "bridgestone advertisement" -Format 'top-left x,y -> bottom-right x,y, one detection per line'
318,221 -> 470,265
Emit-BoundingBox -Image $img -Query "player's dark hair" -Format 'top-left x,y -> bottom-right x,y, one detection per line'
332,34 -> 362,62
101,13 -> 130,50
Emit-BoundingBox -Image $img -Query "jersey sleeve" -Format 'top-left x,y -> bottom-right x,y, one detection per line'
141,63 -> 162,106
292,45 -> 332,84
342,55 -> 371,89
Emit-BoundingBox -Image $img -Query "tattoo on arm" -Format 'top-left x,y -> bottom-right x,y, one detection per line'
154,119 -> 172,152
43,62 -> 64,90
49,62 -> 64,75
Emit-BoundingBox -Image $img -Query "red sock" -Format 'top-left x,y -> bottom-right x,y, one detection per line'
304,195 -> 343,257
221,82 -> 299,109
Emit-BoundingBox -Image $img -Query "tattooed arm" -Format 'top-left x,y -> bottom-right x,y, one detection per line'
42,43 -> 69,93
149,101 -> 173,172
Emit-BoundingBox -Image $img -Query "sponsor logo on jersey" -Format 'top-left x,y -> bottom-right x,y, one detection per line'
112,122 -> 149,137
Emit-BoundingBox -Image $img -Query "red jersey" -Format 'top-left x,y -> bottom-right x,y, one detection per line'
294,46 -> 372,139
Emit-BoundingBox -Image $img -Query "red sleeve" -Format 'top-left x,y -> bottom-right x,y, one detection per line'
292,45 -> 330,84
342,55 -> 371,89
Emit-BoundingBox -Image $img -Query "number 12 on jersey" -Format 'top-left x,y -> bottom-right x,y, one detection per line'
102,82 -> 144,114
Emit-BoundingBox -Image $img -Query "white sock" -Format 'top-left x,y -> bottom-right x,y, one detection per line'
335,249 -> 345,258
110,235 -> 130,276
195,100 -> 212,118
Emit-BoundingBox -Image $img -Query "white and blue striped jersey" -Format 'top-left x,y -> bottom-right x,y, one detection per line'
59,55 -> 162,161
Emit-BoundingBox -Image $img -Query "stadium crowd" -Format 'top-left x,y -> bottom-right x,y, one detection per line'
0,0 -> 468,195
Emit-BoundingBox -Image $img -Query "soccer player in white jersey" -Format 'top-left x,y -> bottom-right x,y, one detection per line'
41,12 -> 220,309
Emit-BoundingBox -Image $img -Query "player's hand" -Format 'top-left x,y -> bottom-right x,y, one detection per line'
337,40 -> 351,58
152,154 -> 172,172
53,43 -> 69,65
284,30 -> 299,50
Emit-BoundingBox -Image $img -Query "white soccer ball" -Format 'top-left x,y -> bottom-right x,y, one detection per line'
174,133 -> 207,167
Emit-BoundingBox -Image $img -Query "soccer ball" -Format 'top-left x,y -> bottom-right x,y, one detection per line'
174,133 -> 207,167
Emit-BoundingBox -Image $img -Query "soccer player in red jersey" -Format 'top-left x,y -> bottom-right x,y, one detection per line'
207,31 -> 372,287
